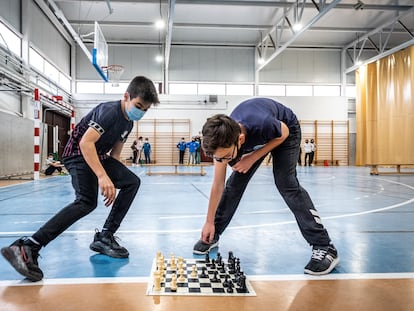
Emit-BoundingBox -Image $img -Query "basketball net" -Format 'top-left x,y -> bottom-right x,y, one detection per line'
102,65 -> 124,87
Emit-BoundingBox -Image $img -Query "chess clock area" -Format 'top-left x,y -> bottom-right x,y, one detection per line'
147,251 -> 256,296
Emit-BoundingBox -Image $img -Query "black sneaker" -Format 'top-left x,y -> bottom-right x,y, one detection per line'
1,238 -> 43,282
304,245 -> 339,275
89,230 -> 129,258
193,238 -> 219,255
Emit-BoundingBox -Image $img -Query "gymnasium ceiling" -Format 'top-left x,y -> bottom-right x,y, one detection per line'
49,0 -> 414,71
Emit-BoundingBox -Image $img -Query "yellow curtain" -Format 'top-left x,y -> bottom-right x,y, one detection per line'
356,45 -> 414,165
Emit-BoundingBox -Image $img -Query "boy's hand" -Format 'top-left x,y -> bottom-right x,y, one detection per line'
232,153 -> 255,174
201,222 -> 215,244
98,175 -> 116,207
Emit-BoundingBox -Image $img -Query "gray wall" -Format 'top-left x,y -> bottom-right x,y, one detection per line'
260,49 -> 341,84
0,0 -> 21,32
0,111 -> 33,176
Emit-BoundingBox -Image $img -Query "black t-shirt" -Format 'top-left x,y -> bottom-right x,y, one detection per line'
63,100 -> 133,160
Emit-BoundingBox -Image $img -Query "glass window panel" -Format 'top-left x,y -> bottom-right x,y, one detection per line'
198,84 -> 225,95
44,61 -> 59,84
313,85 -> 340,96
169,83 -> 197,95
76,81 -> 104,94
59,72 -> 71,92
29,48 -> 44,72
258,84 -> 286,96
0,22 -> 21,57
286,85 -> 312,96
226,84 -> 254,96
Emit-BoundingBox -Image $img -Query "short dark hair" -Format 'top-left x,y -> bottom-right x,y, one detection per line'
201,114 -> 240,156
126,76 -> 160,105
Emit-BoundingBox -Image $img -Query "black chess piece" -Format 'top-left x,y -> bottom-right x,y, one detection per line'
212,271 -> 220,282
200,266 -> 208,278
223,274 -> 230,287
238,274 -> 247,293
226,280 -> 234,293
211,258 -> 216,269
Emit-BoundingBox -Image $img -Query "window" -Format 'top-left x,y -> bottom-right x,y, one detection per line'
0,22 -> 21,57
44,61 -> 59,84
313,85 -> 341,96
198,83 -> 225,95
169,83 -> 197,95
258,84 -> 286,96
286,85 -> 312,96
29,48 -> 44,73
59,73 -> 71,92
226,84 -> 254,96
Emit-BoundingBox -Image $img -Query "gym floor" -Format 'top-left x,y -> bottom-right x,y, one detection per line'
0,165 -> 413,310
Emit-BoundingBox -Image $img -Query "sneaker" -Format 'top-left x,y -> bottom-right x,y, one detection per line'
1,238 -> 43,282
89,230 -> 129,258
304,245 -> 339,275
193,238 -> 219,255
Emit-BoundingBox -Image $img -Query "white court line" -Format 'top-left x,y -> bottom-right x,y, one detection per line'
1,272 -> 413,287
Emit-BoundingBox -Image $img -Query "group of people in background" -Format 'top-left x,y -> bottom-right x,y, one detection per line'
177,136 -> 202,165
131,136 -> 152,165
299,138 -> 317,166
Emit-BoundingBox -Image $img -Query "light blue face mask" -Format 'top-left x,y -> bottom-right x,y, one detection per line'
126,104 -> 146,121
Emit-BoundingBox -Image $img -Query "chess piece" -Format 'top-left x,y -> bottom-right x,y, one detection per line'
191,265 -> 198,278
200,266 -> 208,278
170,255 -> 177,270
211,271 -> 220,282
238,274 -> 247,293
226,280 -> 234,293
153,270 -> 161,291
170,273 -> 177,292
223,274 -> 230,287
178,268 -> 186,282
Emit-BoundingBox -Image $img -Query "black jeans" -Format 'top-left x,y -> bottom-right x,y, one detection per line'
179,150 -> 185,164
214,123 -> 331,247
33,156 -> 140,246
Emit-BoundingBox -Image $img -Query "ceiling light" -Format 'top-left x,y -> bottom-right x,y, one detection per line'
155,20 -> 165,29
258,57 -> 265,64
155,54 -> 163,62
292,23 -> 303,32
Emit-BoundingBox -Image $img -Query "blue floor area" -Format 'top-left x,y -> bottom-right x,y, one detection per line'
0,166 -> 413,281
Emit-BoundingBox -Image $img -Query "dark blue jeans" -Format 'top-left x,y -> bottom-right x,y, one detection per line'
33,156 -> 140,246
214,123 -> 332,247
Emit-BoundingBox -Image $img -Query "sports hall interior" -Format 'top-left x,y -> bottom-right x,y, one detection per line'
0,1 -> 413,310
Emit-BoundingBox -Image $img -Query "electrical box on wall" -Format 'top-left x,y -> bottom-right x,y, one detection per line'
208,95 -> 218,103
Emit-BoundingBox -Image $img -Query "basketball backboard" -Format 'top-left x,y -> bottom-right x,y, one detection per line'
92,21 -> 109,82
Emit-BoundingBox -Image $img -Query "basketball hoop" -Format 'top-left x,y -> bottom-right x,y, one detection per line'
101,64 -> 124,87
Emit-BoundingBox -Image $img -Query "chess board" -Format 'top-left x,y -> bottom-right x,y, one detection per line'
146,257 -> 256,296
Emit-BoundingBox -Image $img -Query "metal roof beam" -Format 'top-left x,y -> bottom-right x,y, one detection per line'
343,7 -> 414,73
256,0 -> 341,72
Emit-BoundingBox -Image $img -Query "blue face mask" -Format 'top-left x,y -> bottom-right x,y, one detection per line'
126,104 -> 146,121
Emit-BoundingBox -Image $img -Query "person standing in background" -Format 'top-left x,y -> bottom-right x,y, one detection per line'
303,139 -> 312,166
309,138 -> 316,166
143,138 -> 151,164
177,137 -> 187,164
